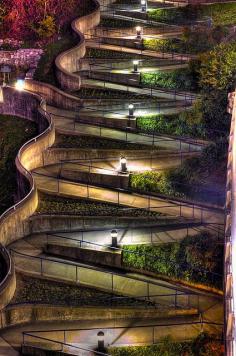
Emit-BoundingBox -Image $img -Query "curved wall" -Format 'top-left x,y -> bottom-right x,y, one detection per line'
0,87 -> 55,308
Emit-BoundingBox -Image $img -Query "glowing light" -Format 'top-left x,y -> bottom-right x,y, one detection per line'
111,229 -> 118,247
97,331 -> 105,352
133,60 -> 139,73
15,79 -> 25,91
128,104 -> 135,117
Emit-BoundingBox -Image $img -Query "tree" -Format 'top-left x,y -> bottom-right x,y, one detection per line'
199,42 -> 236,91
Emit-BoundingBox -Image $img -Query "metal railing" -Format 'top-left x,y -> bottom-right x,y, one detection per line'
22,319 -> 223,355
11,249 -> 200,310
45,232 -> 223,288
33,167 -> 224,224
44,156 -> 225,206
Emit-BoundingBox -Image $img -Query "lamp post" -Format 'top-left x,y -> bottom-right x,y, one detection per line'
97,331 -> 105,352
111,229 -> 118,248
128,104 -> 134,118
141,0 -> 147,12
133,60 -> 139,73
120,157 -> 127,173
136,26 -> 142,39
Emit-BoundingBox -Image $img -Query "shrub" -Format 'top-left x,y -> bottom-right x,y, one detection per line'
122,232 -> 223,289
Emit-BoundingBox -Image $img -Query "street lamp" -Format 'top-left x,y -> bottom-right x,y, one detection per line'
141,0 -> 147,12
128,104 -> 134,117
97,331 -> 105,352
120,156 -> 127,173
111,229 -> 118,248
15,79 -> 25,91
133,60 -> 139,73
136,26 -> 142,39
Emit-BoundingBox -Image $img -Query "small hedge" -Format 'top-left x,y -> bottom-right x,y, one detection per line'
148,3 -> 236,26
140,67 -> 197,91
109,334 -> 224,355
130,142 -> 227,205
136,103 -> 206,139
122,232 -> 223,289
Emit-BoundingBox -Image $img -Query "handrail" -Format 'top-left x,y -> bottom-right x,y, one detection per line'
45,232 -> 223,280
10,248 -> 199,296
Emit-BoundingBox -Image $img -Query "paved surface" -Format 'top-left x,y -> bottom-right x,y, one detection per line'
1,0 -> 224,354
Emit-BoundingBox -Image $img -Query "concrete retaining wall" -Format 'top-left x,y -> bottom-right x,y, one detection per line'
46,244 -> 122,268
25,80 -> 83,111
0,86 -> 55,308
0,303 -> 181,330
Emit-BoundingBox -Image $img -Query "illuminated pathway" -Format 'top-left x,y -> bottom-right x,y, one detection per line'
0,0 -> 225,354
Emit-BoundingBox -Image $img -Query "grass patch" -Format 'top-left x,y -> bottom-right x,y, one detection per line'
55,134 -> 153,150
75,87 -> 155,100
0,115 -> 38,215
122,232 -> 223,289
11,274 -> 148,307
109,334 -> 224,355
85,48 -> 141,59
36,193 -> 163,218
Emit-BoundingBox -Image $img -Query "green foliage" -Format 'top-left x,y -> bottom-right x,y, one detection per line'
130,142 -> 227,205
140,67 -> 197,91
143,26 -> 227,54
122,232 -> 223,288
37,194 -> 163,218
109,334 -> 224,355
33,15 -> 56,39
34,33 -> 77,85
199,42 -> 236,91
137,101 -> 206,139
0,115 -> 37,215
56,135 -> 151,150
148,3 -> 236,26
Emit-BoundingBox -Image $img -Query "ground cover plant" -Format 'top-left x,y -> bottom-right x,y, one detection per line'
136,102 -> 206,139
55,134 -> 153,150
140,66 -> 198,91
0,115 -> 37,215
36,193 -> 165,219
11,274 -> 149,307
130,142 -> 227,206
148,3 -> 236,26
122,232 -> 223,289
109,334 -> 224,356
143,26 -> 227,54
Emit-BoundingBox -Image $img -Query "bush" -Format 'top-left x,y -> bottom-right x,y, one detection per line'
130,142 -> 227,205
148,3 -> 236,26
122,232 -> 223,289
109,334 -> 224,355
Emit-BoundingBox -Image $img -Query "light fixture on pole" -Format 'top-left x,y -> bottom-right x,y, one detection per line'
128,104 -> 134,118
133,60 -> 139,73
97,331 -> 105,352
141,0 -> 147,12
111,229 -> 118,248
136,26 -> 142,39
120,156 -> 127,173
